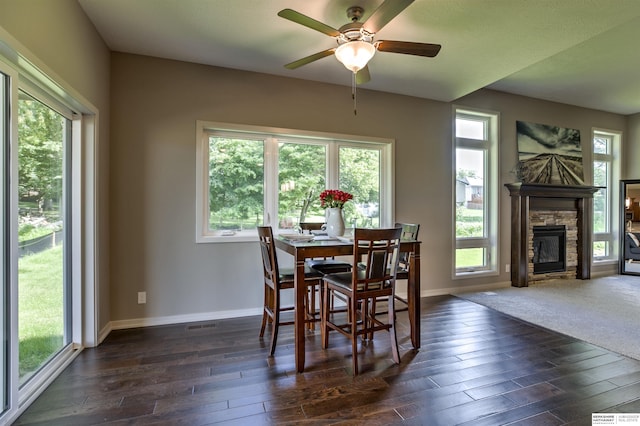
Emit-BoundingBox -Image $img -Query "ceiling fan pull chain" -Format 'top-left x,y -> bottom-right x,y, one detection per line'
352,72 -> 357,115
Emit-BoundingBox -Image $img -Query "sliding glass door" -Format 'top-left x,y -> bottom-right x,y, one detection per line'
0,36 -> 96,424
17,92 -> 71,384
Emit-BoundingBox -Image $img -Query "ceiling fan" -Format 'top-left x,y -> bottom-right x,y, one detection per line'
277,0 -> 441,84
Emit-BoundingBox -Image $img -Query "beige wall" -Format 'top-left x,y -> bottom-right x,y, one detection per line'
627,114 -> 640,178
110,52 -> 627,324
0,1 -> 111,332
109,53 -> 453,321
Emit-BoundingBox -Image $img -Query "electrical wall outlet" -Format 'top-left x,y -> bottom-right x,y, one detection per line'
505,264 -> 510,273
138,291 -> 146,304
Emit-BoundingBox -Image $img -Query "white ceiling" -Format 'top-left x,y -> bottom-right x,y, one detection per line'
78,0 -> 640,115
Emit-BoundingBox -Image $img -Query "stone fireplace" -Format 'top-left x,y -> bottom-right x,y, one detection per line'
505,183 -> 598,287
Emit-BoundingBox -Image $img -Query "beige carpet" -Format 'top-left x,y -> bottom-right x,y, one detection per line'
454,275 -> 640,360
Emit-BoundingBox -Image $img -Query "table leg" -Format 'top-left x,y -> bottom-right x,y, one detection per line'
294,256 -> 306,373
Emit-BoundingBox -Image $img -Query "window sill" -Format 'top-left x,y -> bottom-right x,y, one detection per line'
454,269 -> 499,280
196,231 -> 257,244
592,258 -> 617,265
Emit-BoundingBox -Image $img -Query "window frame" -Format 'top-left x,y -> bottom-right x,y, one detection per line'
195,121 -> 394,243
592,128 -> 621,263
453,107 -> 499,278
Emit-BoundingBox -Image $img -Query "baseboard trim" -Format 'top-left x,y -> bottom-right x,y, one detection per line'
102,285 -> 511,335
109,307 -> 264,331
98,323 -> 111,345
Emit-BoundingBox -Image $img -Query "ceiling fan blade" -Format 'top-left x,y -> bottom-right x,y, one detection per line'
278,9 -> 341,37
356,66 -> 371,84
284,49 -> 336,69
363,0 -> 414,34
376,40 -> 442,57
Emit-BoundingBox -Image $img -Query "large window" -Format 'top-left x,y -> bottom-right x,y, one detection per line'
454,109 -> 499,276
196,122 -> 393,242
592,129 -> 621,261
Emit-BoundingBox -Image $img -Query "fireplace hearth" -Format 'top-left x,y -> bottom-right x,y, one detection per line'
505,183 -> 598,287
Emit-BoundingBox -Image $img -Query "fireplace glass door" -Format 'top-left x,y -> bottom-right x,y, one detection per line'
532,225 -> 566,274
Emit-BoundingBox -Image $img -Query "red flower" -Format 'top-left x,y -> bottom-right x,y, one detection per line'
319,189 -> 353,209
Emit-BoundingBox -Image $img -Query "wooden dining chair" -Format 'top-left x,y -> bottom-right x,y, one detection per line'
257,226 -> 323,355
321,227 -> 402,375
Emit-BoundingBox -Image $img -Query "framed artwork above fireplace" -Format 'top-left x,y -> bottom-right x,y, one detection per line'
516,121 -> 584,185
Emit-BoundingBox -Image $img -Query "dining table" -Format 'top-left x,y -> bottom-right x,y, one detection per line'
275,234 -> 422,373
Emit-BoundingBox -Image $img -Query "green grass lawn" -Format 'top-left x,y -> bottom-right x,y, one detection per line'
18,244 -> 64,379
456,207 -> 485,268
456,247 -> 485,268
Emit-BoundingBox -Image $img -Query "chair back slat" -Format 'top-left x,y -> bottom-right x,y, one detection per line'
259,241 -> 273,274
368,250 -> 388,280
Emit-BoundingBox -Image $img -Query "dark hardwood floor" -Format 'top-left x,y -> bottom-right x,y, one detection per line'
14,295 -> 640,425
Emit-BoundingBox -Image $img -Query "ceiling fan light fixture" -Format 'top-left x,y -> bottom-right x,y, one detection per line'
334,41 -> 376,73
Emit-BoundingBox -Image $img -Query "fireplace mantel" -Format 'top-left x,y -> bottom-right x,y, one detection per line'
505,183 -> 599,287
505,183 -> 599,202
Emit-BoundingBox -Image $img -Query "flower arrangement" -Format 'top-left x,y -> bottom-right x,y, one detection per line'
319,189 -> 353,209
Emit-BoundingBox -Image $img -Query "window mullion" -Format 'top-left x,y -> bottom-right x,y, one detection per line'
264,136 -> 278,227
326,141 -> 338,189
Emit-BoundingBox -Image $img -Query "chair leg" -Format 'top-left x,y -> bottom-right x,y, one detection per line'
308,281 -> 321,330
351,297 -> 359,375
269,286 -> 280,356
368,298 -> 376,340
309,285 -> 315,330
317,282 -> 325,330
259,285 -> 270,337
321,282 -> 329,349
388,295 -> 400,365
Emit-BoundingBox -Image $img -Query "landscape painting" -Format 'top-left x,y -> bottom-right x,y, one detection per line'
516,121 -> 584,185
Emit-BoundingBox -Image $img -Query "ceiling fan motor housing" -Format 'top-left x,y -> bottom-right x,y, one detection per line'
337,22 -> 374,45
338,6 -> 374,45
346,6 -> 364,22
